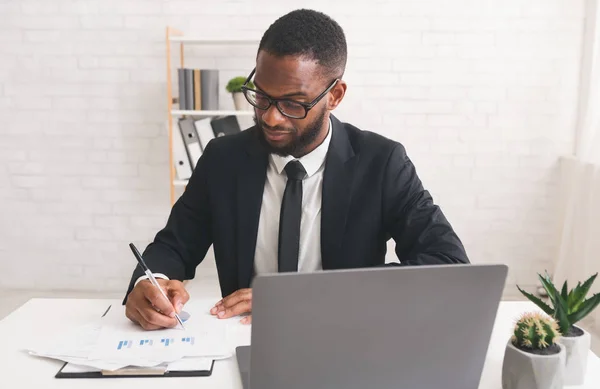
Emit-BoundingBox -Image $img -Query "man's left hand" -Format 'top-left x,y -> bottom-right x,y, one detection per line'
210,288 -> 252,324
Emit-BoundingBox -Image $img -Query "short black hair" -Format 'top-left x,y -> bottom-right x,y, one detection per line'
258,9 -> 347,80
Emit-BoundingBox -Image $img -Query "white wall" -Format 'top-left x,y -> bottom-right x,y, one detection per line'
0,0 -> 585,292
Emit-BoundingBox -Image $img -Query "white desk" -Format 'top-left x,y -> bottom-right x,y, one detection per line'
1,298 -> 599,388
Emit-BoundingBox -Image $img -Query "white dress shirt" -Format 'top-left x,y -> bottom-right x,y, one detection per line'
135,119 -> 332,286
253,119 -> 332,275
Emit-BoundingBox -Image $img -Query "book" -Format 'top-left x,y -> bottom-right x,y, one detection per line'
200,69 -> 219,110
177,68 -> 219,111
194,69 -> 201,110
184,68 -> 194,110
177,69 -> 186,110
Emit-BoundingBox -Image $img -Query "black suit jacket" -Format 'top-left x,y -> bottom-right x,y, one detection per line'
124,115 -> 469,301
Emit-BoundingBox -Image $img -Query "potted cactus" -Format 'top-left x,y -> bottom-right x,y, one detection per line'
502,312 -> 565,389
517,272 -> 600,385
226,76 -> 254,111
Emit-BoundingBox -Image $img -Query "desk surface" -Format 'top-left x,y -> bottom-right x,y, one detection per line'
1,298 -> 599,388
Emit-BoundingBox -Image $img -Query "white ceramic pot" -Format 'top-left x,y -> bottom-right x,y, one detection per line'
502,340 -> 565,389
232,92 -> 250,111
559,326 -> 591,386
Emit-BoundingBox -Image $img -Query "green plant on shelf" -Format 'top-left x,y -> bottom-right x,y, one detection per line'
226,76 -> 253,93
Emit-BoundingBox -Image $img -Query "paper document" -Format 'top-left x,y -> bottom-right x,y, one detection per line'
167,357 -> 213,371
26,299 -> 238,371
88,303 -> 231,366
27,318 -> 130,370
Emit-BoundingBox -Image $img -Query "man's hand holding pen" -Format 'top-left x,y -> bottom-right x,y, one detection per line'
125,279 -> 190,330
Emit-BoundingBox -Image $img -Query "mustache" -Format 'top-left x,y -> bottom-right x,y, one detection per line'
254,116 -> 295,133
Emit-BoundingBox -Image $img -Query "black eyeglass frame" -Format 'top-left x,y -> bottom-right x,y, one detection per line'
240,67 -> 339,119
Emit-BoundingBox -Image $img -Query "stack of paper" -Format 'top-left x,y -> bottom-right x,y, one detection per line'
26,299 -> 237,371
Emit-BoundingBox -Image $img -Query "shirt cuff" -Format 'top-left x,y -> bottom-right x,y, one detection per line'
134,273 -> 169,288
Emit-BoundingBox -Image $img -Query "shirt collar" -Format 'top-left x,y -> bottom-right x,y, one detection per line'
270,118 -> 332,178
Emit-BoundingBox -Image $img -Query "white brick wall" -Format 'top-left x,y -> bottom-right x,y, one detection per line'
0,0 -> 584,292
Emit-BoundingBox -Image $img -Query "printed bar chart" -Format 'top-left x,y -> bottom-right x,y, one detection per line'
181,337 -> 195,345
115,336 -> 197,351
117,340 -> 132,350
160,338 -> 175,347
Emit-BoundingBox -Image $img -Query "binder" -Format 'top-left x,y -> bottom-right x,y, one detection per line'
178,117 -> 203,169
55,360 -> 214,378
194,117 -> 215,151
236,115 -> 254,131
210,115 -> 241,138
172,120 -> 193,180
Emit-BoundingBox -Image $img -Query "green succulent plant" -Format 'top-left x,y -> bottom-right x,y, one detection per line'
226,76 -> 254,93
517,271 -> 600,335
511,312 -> 561,350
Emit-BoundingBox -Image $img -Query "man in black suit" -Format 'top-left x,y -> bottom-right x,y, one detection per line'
124,9 -> 469,330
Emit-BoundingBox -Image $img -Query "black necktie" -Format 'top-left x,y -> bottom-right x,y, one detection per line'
278,160 -> 307,272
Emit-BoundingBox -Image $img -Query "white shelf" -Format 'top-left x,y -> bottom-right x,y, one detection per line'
174,179 -> 189,187
169,37 -> 259,45
171,110 -> 254,116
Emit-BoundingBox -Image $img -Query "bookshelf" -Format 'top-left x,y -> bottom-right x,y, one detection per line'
165,26 -> 258,205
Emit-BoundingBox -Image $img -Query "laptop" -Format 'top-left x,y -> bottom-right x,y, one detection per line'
236,263 -> 508,389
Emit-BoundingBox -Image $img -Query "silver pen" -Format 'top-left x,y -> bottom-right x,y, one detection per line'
129,243 -> 185,330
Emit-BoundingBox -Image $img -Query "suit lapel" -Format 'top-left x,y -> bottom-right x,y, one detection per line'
321,115 -> 357,269
237,128 -> 268,289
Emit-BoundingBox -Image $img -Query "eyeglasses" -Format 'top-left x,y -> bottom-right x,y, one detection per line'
240,68 -> 339,119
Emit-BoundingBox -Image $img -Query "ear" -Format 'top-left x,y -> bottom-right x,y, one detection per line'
327,80 -> 347,110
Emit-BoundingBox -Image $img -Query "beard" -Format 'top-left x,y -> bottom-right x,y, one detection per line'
253,106 -> 327,157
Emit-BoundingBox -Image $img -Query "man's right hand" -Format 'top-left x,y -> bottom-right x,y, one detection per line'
125,279 -> 190,330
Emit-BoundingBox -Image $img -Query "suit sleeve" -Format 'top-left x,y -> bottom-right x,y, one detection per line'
122,141 -> 215,303
382,143 -> 469,265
